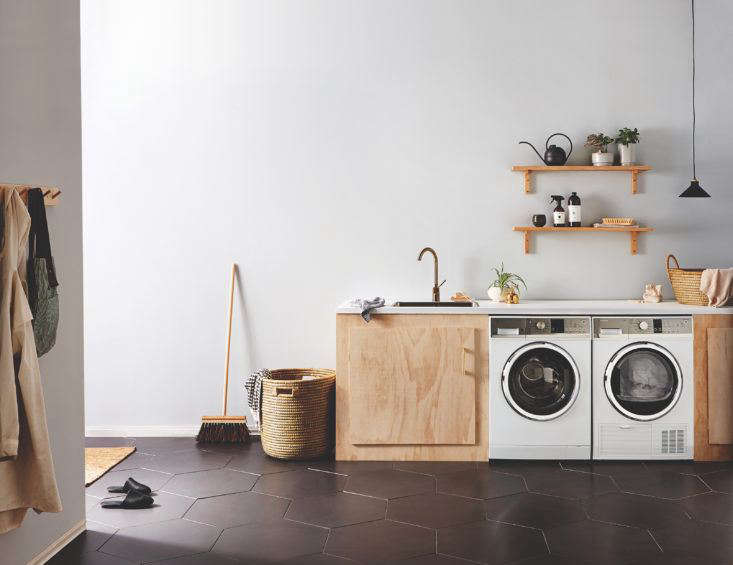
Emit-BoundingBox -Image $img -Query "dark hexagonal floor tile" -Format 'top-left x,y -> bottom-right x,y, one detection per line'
282,554 -> 357,564
326,519 -> 434,562
484,492 -> 585,530
109,451 -> 156,472
87,492 -> 195,529
184,491 -> 290,528
85,468 -> 172,499
614,470 -> 710,500
345,469 -> 435,500
398,555 -> 470,564
148,552 -> 241,564
437,468 -> 525,500
49,550 -> 135,564
643,460 -> 733,476
98,519 -> 220,563
584,492 -> 689,529
162,468 -> 257,498
394,461 -> 476,476
51,522 -> 116,560
545,520 -> 661,565
307,460 -> 394,476
681,491 -> 733,525
387,492 -> 485,529
561,461 -> 647,479
702,469 -> 733,493
254,468 -> 347,499
211,520 -> 327,562
524,469 -> 617,500
226,444 -> 308,474
439,520 -> 547,564
626,552 -> 731,565
131,437 -> 201,454
141,449 -> 231,474
285,491 -> 385,527
485,460 -> 562,479
651,519 -> 733,562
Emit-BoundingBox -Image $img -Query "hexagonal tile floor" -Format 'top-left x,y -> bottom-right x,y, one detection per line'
51,438 -> 733,564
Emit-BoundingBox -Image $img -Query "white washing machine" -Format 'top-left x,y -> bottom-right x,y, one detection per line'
489,317 -> 592,460
592,317 -> 694,460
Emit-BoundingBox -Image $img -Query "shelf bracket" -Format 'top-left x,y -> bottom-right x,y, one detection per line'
630,231 -> 639,255
631,169 -> 639,194
523,232 -> 531,254
523,171 -> 531,193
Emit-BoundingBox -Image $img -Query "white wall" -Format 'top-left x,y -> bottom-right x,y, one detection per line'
82,0 -> 733,433
0,1 -> 84,563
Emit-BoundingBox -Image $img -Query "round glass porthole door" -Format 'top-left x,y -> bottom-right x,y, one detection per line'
502,343 -> 580,421
605,343 -> 682,421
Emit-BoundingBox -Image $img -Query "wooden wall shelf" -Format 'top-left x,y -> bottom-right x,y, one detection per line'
512,165 -> 652,194
513,226 -> 654,255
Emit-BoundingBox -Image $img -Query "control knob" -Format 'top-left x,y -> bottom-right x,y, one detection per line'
638,321 -> 649,331
536,321 -> 546,330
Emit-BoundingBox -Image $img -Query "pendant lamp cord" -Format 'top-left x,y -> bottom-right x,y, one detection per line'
691,0 -> 696,180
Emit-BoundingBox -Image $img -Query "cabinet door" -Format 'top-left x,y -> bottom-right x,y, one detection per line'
348,326 -> 477,445
708,328 -> 733,444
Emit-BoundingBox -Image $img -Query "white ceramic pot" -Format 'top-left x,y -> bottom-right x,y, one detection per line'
619,143 -> 637,165
487,286 -> 503,302
591,151 -> 615,166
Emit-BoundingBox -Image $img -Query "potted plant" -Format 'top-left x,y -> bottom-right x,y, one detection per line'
585,133 -> 615,166
615,127 -> 640,165
487,262 -> 527,302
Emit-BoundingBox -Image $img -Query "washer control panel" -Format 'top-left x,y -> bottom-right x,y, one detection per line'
594,317 -> 692,336
491,317 -> 590,337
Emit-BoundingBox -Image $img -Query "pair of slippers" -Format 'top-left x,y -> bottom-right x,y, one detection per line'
101,477 -> 154,509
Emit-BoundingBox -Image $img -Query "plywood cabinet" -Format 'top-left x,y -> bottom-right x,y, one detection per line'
336,314 -> 488,461
694,315 -> 733,460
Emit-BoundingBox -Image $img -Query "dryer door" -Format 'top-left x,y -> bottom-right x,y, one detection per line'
502,342 -> 580,421
605,342 -> 682,421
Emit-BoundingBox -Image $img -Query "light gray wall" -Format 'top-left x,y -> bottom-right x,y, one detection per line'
0,1 -> 84,563
82,0 -> 732,432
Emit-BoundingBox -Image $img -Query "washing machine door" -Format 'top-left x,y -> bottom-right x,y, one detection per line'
502,342 -> 580,421
605,342 -> 682,421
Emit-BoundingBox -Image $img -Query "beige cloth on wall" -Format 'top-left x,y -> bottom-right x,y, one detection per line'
700,268 -> 733,307
0,187 -> 61,534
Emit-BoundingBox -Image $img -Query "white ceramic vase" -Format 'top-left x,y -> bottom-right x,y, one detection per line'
619,143 -> 637,165
487,286 -> 503,302
591,150 -> 615,166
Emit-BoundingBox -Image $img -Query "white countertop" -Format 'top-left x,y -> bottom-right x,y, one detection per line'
336,299 -> 730,315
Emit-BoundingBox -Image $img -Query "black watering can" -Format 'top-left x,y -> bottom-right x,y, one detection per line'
519,133 -> 573,165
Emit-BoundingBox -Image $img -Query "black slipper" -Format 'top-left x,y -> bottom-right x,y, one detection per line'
101,491 -> 154,509
107,477 -> 152,495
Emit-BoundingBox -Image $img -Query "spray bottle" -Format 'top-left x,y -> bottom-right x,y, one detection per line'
550,195 -> 566,227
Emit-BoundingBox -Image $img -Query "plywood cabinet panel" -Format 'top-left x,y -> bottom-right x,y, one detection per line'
708,328 -> 733,445
348,326 -> 476,445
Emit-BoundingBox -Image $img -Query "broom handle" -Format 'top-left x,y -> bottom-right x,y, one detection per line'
222,263 -> 236,416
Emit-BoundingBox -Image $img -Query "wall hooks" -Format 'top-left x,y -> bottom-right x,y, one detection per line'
1,183 -> 62,206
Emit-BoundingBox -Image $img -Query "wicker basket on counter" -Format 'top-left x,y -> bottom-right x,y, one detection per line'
666,254 -> 709,306
261,368 -> 335,460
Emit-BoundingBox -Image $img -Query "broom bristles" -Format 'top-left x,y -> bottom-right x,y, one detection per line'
196,418 -> 249,444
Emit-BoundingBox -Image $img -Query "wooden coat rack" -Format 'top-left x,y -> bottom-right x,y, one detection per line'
1,183 -> 62,206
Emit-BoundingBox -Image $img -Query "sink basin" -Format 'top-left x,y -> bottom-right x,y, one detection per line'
393,301 -> 474,307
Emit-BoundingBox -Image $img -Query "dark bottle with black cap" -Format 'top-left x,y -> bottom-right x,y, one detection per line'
550,195 -> 566,227
568,192 -> 581,227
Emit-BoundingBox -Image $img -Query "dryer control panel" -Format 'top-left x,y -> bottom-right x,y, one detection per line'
491,317 -> 590,337
593,317 -> 692,337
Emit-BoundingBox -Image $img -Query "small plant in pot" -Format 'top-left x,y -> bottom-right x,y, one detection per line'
487,262 -> 527,303
615,127 -> 640,165
585,133 -> 615,166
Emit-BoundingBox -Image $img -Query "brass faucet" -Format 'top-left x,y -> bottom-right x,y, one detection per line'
417,247 -> 445,302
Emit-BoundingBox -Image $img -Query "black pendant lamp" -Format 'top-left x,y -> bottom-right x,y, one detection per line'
679,0 -> 710,197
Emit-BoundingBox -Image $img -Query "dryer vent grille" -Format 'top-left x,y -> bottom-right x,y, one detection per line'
660,428 -> 686,454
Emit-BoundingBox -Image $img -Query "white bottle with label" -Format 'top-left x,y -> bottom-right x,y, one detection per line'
568,192 -> 581,227
550,195 -> 566,227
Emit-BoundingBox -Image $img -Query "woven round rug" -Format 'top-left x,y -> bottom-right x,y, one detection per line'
85,446 -> 136,486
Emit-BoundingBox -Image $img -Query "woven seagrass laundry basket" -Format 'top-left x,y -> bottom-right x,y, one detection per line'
666,254 -> 709,306
261,368 -> 336,460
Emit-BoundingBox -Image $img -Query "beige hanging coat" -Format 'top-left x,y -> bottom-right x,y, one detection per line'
0,187 -> 61,534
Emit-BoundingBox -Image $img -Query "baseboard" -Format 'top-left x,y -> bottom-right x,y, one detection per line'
28,518 -> 86,565
85,425 -> 260,437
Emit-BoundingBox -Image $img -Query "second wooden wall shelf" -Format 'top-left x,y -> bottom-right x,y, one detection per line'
512,165 -> 652,194
513,226 -> 654,255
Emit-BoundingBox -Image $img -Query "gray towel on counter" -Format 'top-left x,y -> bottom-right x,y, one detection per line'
244,368 -> 270,427
348,297 -> 385,322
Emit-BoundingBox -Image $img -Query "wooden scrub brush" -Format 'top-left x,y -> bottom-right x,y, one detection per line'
197,263 -> 249,444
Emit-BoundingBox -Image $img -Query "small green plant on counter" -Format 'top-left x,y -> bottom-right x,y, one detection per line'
585,133 -> 614,153
615,127 -> 640,146
491,262 -> 527,295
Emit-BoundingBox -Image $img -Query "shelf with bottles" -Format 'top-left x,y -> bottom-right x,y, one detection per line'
513,225 -> 654,255
511,165 -> 652,194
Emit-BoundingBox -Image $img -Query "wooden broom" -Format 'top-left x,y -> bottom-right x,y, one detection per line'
196,263 -> 250,443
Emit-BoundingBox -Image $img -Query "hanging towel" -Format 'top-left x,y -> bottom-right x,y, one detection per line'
700,268 -> 733,307
0,187 -> 61,533
245,369 -> 270,428
347,297 -> 386,322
